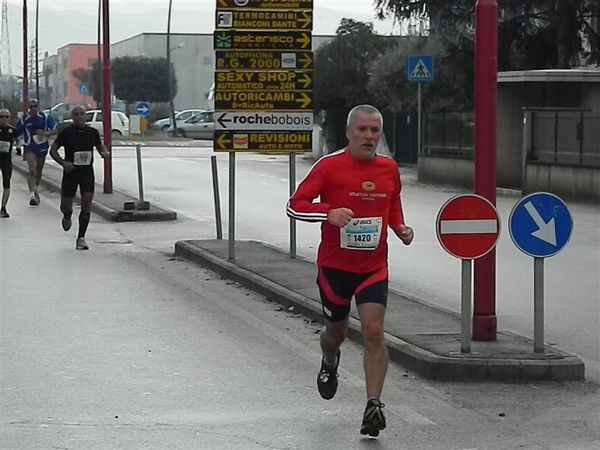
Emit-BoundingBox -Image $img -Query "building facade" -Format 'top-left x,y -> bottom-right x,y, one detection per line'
43,33 -> 334,113
42,43 -> 100,109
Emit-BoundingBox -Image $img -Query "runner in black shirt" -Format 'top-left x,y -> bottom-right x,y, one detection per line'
49,105 -> 109,250
0,108 -> 18,218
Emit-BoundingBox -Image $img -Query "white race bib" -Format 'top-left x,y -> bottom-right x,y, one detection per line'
0,141 -> 9,153
73,151 -> 92,166
340,216 -> 382,250
32,134 -> 47,144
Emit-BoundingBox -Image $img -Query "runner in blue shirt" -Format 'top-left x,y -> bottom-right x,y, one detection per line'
16,98 -> 57,206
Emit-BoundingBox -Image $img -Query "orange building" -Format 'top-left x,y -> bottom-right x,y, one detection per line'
43,43 -> 100,108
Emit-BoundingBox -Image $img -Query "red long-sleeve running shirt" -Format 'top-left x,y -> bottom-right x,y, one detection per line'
287,148 -> 406,273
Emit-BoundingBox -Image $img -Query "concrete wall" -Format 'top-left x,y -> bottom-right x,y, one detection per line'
418,156 -> 473,189
524,162 -> 600,202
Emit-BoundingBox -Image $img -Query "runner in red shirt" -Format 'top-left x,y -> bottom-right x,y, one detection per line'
287,104 -> 414,437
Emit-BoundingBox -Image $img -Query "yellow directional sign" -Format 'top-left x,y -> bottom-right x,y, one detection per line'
216,50 -> 313,70
217,0 -> 313,9
215,71 -> 312,92
215,90 -> 312,111
216,9 -> 312,30
215,130 -> 312,152
214,30 -> 311,50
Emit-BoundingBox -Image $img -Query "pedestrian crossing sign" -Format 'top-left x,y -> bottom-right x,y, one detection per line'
407,55 -> 434,82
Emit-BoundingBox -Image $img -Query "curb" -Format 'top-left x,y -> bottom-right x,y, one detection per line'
12,159 -> 177,222
174,240 -> 585,382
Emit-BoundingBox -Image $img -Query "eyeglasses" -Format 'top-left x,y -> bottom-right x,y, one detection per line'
0,115 -> 9,118
29,105 -> 39,108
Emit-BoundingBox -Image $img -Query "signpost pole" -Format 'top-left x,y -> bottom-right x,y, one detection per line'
228,152 -> 236,260
461,259 -> 472,353
533,257 -> 544,353
135,144 -> 145,207
211,155 -> 223,240
508,192 -> 573,353
289,153 -> 297,258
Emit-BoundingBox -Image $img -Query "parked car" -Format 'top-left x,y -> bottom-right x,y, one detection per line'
168,111 -> 214,139
44,102 -> 80,122
63,110 -> 130,136
151,109 -> 204,132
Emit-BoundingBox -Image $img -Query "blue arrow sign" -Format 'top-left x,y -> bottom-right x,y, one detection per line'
136,102 -> 151,117
407,55 -> 433,82
509,192 -> 573,258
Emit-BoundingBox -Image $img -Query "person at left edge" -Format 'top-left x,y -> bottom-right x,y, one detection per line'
0,108 -> 17,218
16,98 -> 57,206
49,105 -> 110,250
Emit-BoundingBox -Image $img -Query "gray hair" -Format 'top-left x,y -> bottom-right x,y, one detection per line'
70,105 -> 87,116
346,104 -> 383,128
0,108 -> 10,117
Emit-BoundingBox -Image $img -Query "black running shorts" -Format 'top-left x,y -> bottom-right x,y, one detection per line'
0,154 -> 12,189
317,266 -> 388,322
61,167 -> 95,197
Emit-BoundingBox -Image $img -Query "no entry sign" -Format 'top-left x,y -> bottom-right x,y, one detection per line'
436,194 -> 500,259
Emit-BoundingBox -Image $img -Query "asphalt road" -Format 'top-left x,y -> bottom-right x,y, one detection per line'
1,170 -> 599,449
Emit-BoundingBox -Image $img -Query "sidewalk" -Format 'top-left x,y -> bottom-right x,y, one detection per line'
12,154 -> 585,382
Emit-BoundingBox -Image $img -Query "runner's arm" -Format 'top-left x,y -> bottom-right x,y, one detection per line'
49,140 -> 72,172
389,169 -> 413,245
93,129 -> 110,158
286,164 -> 331,222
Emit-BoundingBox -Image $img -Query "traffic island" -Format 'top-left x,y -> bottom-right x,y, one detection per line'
12,157 -> 177,222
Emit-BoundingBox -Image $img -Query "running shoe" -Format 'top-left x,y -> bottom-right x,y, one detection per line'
76,238 -> 89,250
34,192 -> 40,204
0,208 -> 9,218
29,194 -> 38,206
360,398 -> 386,437
317,349 -> 340,400
61,214 -> 72,231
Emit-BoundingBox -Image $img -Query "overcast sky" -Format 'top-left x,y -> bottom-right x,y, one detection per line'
2,0 -> 399,76
7,0 -> 380,15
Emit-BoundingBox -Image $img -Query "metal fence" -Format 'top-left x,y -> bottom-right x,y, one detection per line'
529,110 -> 600,167
422,112 -> 474,158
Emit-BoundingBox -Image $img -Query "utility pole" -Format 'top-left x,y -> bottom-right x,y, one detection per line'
35,0 -> 39,100
101,0 -> 112,193
167,0 -> 177,136
1,0 -> 13,77
96,0 -> 101,108
22,0 -> 28,111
